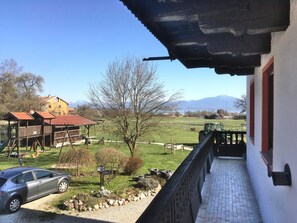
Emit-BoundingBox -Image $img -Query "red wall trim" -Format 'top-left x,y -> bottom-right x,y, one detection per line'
262,57 -> 274,152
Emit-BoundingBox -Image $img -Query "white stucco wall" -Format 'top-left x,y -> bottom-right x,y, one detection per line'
247,1 -> 297,222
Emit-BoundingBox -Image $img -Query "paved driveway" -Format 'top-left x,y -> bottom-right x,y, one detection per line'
0,193 -> 154,223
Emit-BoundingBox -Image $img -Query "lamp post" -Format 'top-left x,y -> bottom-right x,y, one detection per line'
18,158 -> 23,166
97,165 -> 105,187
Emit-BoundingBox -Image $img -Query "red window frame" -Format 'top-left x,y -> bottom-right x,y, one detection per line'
249,79 -> 255,143
262,57 -> 274,155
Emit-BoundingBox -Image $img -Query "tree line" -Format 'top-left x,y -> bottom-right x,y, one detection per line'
0,59 -> 44,115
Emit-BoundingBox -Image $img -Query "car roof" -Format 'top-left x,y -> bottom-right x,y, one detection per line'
0,167 -> 35,178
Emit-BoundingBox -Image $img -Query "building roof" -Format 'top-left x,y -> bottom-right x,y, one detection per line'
44,115 -> 96,126
120,0 -> 290,75
32,112 -> 56,119
3,112 -> 35,121
40,96 -> 69,105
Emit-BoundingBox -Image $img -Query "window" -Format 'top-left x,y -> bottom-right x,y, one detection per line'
262,58 -> 274,165
12,172 -> 35,184
34,170 -> 53,179
249,80 -> 255,142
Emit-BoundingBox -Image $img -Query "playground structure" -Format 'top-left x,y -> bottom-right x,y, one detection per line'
1,112 -> 97,158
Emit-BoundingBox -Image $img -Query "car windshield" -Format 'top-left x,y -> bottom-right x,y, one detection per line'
0,177 -> 7,187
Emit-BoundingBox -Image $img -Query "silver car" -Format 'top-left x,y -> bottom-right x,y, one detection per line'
0,166 -> 71,213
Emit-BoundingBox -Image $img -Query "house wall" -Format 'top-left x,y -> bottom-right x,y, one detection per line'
247,1 -> 297,222
46,97 -> 69,115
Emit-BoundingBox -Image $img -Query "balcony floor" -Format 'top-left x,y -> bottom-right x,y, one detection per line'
196,157 -> 262,223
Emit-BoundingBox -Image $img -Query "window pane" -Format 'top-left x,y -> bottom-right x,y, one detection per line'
34,170 -> 53,179
12,172 -> 34,184
23,172 -> 34,182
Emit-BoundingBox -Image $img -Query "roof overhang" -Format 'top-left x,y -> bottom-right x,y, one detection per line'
120,0 -> 290,75
3,112 -> 34,121
44,115 -> 96,127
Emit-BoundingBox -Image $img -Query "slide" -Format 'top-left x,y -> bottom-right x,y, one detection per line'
0,140 -> 9,153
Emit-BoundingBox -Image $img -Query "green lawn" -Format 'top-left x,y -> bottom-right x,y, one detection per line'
0,117 -> 245,206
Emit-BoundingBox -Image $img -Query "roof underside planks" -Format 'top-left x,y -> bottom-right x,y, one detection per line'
119,0 -> 290,75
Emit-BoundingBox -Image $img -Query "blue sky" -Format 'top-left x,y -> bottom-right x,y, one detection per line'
0,0 -> 246,104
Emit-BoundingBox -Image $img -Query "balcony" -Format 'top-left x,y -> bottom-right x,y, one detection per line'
136,131 -> 262,223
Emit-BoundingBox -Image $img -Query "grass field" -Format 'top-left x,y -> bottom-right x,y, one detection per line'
85,117 -> 246,144
0,117 -> 245,205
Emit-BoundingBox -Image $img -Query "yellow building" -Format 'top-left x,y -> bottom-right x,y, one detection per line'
40,96 -> 69,115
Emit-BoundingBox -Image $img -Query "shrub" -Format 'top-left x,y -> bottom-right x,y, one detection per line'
124,157 -> 144,175
95,147 -> 128,182
138,177 -> 159,190
59,148 -> 96,176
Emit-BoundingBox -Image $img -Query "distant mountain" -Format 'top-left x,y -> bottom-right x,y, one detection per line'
69,100 -> 88,108
69,95 -> 240,112
178,95 -> 239,112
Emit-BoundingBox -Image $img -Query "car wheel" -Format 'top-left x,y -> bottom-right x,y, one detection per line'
6,196 -> 22,213
58,180 -> 69,193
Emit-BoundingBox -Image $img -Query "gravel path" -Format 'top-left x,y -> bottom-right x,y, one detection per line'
0,193 -> 155,223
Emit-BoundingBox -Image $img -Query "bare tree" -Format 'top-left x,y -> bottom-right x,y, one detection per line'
234,94 -> 247,113
88,57 -> 181,157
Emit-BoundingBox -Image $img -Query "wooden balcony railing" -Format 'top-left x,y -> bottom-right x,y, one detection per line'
136,130 -> 247,222
213,130 -> 246,157
137,132 -> 214,223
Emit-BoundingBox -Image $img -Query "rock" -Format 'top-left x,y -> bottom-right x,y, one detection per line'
161,170 -> 174,179
154,183 -> 162,193
149,168 -> 159,175
118,200 -> 124,206
94,204 -> 99,210
102,202 -> 109,208
78,205 -> 84,212
66,203 -> 74,210
138,192 -> 146,200
73,200 -> 79,210
88,207 -> 93,211
107,199 -> 115,206
100,189 -> 111,197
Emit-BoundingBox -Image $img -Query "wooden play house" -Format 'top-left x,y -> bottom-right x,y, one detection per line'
2,112 -> 55,157
1,112 -> 96,158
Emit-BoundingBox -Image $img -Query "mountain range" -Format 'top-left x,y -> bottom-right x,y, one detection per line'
178,95 -> 239,113
69,95 -> 240,112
